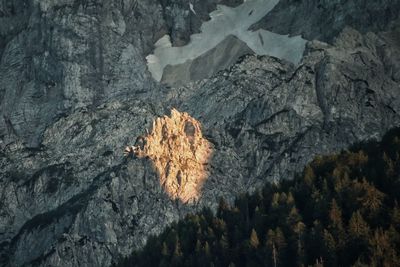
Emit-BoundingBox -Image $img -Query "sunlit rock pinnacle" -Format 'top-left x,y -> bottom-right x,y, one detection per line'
125,109 -> 212,203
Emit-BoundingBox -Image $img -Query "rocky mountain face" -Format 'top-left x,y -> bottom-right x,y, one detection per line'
250,0 -> 400,43
0,0 -> 242,148
147,0 -> 307,86
0,0 -> 399,266
159,0 -> 244,47
161,35 -> 254,86
129,108 -> 213,203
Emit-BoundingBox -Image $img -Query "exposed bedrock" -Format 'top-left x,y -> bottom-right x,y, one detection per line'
250,0 -> 400,42
173,28 -> 400,190
0,0 -> 400,266
0,0 -> 241,148
147,0 -> 307,85
161,35 -> 254,86
1,25 -> 399,266
159,0 -> 244,47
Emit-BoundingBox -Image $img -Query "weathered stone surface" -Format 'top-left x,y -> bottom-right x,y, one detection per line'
173,27 -> 400,191
250,0 -> 400,42
0,0 -> 241,148
161,35 -> 254,86
147,0 -> 307,85
0,0 -> 400,266
129,108 -> 213,203
159,0 -> 243,47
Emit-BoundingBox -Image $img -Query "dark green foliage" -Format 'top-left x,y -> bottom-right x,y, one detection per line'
117,128 -> 400,267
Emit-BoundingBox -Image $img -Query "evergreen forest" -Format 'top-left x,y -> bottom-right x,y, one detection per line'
118,128 -> 400,267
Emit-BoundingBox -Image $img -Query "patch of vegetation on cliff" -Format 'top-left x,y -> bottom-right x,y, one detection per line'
118,128 -> 400,267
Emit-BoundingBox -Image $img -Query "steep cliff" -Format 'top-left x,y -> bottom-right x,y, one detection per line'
128,109 -> 213,203
0,0 -> 399,266
250,0 -> 400,43
161,35 -> 255,86
0,0 -> 242,148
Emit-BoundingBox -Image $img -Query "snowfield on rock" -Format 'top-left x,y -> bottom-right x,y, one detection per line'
146,0 -> 307,83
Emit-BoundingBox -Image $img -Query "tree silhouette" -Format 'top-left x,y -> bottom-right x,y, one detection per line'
116,127 -> 400,267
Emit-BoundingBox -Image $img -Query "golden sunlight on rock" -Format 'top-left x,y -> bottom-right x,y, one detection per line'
125,109 -> 212,203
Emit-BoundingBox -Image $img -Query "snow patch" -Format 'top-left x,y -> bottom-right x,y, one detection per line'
146,0 -> 307,82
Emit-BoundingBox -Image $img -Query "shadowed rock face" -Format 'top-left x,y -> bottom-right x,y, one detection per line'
0,0 -> 241,148
159,0 -> 244,47
250,0 -> 400,43
0,0 -> 400,266
132,109 -> 212,203
147,0 -> 307,84
161,35 -> 254,86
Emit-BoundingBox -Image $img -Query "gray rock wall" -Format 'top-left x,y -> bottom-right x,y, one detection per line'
250,0 -> 400,42
159,0 -> 243,46
0,0 -> 240,148
0,0 -> 399,266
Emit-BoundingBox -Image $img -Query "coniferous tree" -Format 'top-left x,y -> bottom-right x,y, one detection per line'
391,202 -> 400,230
349,211 -> 369,239
347,211 -> 370,264
249,229 -> 259,249
304,164 -> 315,186
161,241 -> 169,257
329,199 -> 343,227
370,227 -> 400,266
322,229 -> 337,266
118,128 -> 400,267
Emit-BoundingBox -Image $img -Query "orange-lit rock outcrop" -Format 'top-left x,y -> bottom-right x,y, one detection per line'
126,109 -> 212,203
